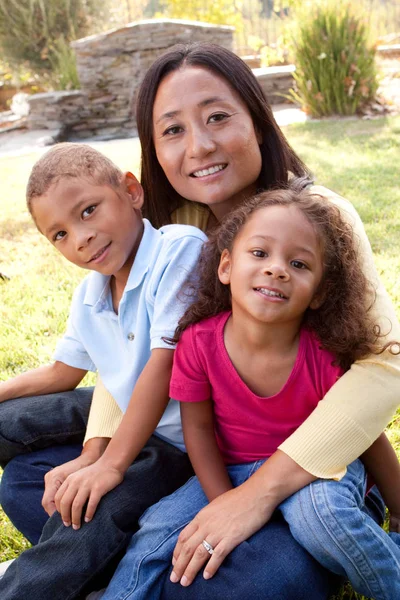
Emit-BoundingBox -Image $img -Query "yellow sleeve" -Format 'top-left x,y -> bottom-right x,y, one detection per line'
279,186 -> 400,480
83,377 -> 123,444
171,201 -> 210,231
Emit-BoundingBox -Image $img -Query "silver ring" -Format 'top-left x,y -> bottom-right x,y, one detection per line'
202,539 -> 214,555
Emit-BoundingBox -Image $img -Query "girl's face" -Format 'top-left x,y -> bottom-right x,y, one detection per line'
218,204 -> 324,328
152,66 -> 263,221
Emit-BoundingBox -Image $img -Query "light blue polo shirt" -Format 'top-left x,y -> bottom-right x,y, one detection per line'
54,219 -> 207,451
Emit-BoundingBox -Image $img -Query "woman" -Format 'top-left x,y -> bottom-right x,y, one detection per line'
1,43 -> 398,598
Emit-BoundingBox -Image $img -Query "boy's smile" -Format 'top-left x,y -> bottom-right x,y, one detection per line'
32,176 -> 144,285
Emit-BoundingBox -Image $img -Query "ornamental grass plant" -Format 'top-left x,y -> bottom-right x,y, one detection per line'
288,0 -> 378,117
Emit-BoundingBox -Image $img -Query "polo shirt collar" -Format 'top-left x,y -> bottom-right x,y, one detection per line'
83,219 -> 161,308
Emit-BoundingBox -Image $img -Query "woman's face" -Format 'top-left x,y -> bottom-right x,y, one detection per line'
152,66 -> 263,221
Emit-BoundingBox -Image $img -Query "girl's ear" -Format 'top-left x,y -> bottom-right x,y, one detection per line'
309,290 -> 325,310
218,249 -> 232,285
123,172 -> 144,210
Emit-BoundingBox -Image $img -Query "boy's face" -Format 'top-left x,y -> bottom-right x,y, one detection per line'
32,173 -> 144,282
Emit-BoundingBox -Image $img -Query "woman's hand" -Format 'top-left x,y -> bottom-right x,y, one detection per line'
54,459 -> 123,529
170,483 -> 275,587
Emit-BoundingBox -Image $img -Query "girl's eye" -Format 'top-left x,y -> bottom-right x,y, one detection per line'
291,260 -> 307,270
53,231 -> 66,242
252,250 -> 267,258
82,205 -> 96,218
208,113 -> 229,124
163,125 -> 183,136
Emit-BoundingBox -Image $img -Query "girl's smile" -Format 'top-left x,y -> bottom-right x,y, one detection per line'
152,66 -> 263,221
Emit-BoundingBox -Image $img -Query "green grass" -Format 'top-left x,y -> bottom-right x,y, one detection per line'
0,119 -> 399,598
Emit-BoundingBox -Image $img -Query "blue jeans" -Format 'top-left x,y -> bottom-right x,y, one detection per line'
0,388 -> 93,544
0,392 -> 195,600
280,459 -> 400,600
102,461 -> 343,600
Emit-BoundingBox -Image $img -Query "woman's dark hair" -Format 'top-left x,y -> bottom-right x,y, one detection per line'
136,42 -> 311,228
170,181 -> 397,371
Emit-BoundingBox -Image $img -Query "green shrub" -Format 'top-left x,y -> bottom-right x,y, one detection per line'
288,0 -> 378,117
0,0 -> 107,70
48,36 -> 80,91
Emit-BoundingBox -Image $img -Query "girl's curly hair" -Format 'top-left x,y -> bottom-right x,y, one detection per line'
171,181 -> 397,371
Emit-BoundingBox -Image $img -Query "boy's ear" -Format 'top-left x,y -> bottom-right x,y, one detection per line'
218,249 -> 232,285
123,171 -> 144,210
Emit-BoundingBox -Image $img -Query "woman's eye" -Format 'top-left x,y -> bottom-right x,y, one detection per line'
53,231 -> 66,242
208,113 -> 229,124
252,250 -> 266,258
82,205 -> 96,218
291,260 -> 307,270
163,125 -> 183,136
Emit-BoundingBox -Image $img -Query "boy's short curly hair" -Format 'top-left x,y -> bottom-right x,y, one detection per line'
26,143 -> 123,214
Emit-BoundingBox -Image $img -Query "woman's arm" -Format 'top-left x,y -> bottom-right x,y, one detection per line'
361,432 -> 400,532
84,377 -> 123,442
180,400 -> 232,501
170,450 -> 315,586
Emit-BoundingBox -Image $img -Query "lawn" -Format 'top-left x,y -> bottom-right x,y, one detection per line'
0,117 -> 399,598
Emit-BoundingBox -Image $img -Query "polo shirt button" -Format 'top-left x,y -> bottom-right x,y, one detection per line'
127,332 -> 135,341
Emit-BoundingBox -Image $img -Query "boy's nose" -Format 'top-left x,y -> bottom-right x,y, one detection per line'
76,229 -> 95,251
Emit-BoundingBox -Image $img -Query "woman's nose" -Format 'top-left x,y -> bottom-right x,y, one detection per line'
187,126 -> 216,158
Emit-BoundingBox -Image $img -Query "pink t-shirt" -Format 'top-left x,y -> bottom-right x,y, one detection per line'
170,311 -> 343,465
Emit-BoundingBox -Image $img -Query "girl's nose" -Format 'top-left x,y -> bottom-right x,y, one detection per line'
188,126 -> 216,158
264,263 -> 289,281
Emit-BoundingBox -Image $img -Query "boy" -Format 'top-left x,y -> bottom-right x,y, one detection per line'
0,143 -> 206,599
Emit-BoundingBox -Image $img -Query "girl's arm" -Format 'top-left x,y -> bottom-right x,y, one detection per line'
361,432 -> 400,532
52,348 -> 174,530
180,400 -> 233,501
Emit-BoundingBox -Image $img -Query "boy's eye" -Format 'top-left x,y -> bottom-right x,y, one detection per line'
291,260 -> 307,270
82,205 -> 96,218
163,125 -> 183,136
53,231 -> 66,242
208,112 -> 229,124
252,250 -> 267,258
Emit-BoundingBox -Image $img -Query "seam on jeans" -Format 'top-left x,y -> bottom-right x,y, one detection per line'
120,521 -> 193,600
305,476 -> 392,598
20,428 -> 87,447
138,476 -> 198,527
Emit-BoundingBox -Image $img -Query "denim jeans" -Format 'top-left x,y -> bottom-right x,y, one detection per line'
280,459 -> 400,600
0,391 -> 195,600
102,461 -> 343,600
0,388 -> 93,544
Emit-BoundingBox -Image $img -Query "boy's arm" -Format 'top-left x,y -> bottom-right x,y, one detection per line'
0,361 -> 87,403
53,348 -> 174,529
361,432 -> 400,532
181,400 -> 233,501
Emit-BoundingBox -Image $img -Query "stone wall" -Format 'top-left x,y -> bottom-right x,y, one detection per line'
27,19 -> 234,139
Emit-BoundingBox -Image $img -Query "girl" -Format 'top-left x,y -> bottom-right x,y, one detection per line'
102,186 -> 400,600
